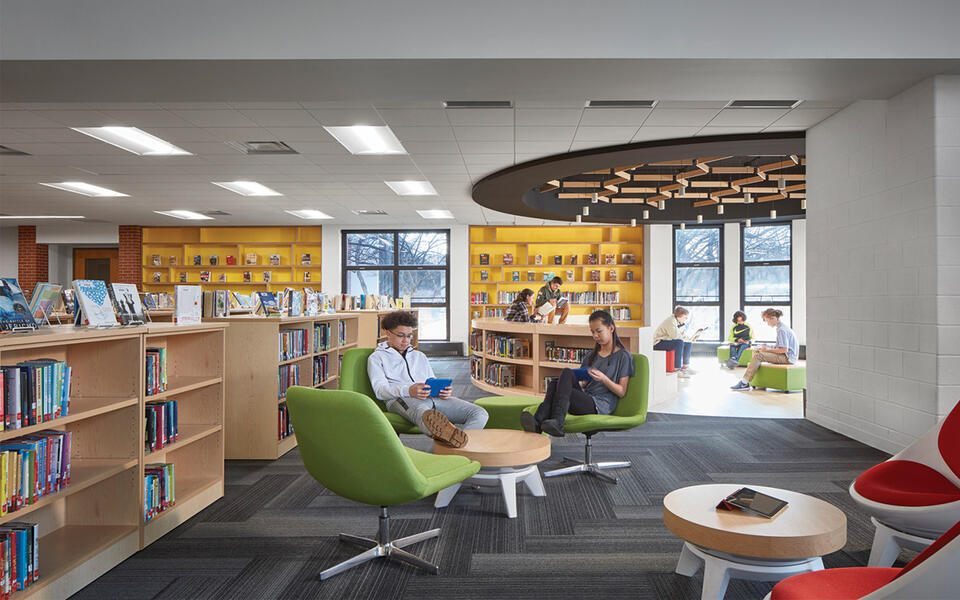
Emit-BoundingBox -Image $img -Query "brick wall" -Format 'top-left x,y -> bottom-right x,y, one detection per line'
118,225 -> 142,290
17,225 -> 48,299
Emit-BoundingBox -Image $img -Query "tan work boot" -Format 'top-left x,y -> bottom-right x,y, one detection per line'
422,409 -> 469,448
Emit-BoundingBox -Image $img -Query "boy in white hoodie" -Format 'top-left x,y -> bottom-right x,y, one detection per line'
367,311 -> 488,447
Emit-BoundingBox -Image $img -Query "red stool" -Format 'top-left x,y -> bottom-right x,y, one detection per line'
665,350 -> 675,373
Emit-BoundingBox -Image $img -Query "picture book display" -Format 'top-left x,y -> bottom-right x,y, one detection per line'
27,283 -> 62,323
174,285 -> 202,325
288,291 -> 303,317
245,253 -> 258,265
256,292 -> 280,316
300,253 -> 311,265
478,253 -> 489,265
109,283 -> 146,325
72,280 -> 118,328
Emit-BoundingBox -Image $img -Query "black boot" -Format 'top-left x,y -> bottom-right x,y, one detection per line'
541,370 -> 573,436
520,411 -> 540,433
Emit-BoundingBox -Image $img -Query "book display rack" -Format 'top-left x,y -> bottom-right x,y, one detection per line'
347,309 -> 419,349
0,321 -> 226,598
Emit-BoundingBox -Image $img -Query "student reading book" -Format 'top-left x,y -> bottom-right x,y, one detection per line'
367,311 -> 488,447
724,311 -> 753,369
652,306 -> 700,377
534,277 -> 568,324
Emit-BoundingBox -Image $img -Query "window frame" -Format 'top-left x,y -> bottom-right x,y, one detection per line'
672,224 -> 724,343
740,223 -> 792,342
341,229 -> 451,341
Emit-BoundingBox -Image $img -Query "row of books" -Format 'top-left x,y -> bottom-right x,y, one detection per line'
484,308 -> 506,318
313,355 -> 330,385
559,291 -> 621,304
314,323 -> 332,351
470,292 -> 490,305
145,400 -> 178,453
151,252 -> 312,266
279,404 -> 294,440
143,463 -> 175,522
0,431 -> 72,515
278,365 -> 300,400
200,290 -> 231,318
484,334 -> 531,359
145,347 -> 168,397
0,521 -> 39,594
337,320 -> 347,346
470,356 -> 483,380
0,278 -> 149,332
609,307 -> 633,320
0,360 -> 71,430
469,330 -> 483,352
543,342 -> 590,364
484,363 -> 517,388
477,253 -> 635,266
279,329 -> 308,361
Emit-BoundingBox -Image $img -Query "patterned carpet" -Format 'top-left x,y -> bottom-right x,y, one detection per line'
73,358 -> 896,600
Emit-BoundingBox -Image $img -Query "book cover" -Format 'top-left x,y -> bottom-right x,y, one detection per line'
215,290 -> 229,317
526,271 -> 535,282
143,294 -> 157,310
590,270 -> 600,281
225,255 -> 236,265
289,291 -> 303,316
109,283 -> 146,325
256,292 -> 280,316
569,255 -> 578,265
199,271 -> 211,282
534,254 -> 543,265
608,269 -> 618,281
303,271 -> 311,282
179,272 -> 187,282
209,255 -> 218,266
566,270 -> 574,281
604,253 -> 615,264
193,255 -> 202,266
153,272 -> 162,283
479,253 -> 489,265
480,270 -> 488,281
502,253 -> 513,265
300,253 -> 311,265
217,273 -> 226,282
168,256 -> 177,265
626,271 -> 634,281
587,253 -> 598,265
543,272 -> 554,281
27,283 -> 62,322
622,253 -> 636,264
72,280 -> 118,328
263,271 -> 272,283
243,271 -> 251,282
305,292 -> 319,316
60,289 -> 75,315
553,255 -> 562,265
245,253 -> 258,265
269,254 -> 280,266
512,271 -> 519,282
151,255 -> 162,266
173,285 -> 201,325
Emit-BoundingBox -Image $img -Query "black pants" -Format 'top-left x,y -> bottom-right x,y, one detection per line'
534,368 -> 597,426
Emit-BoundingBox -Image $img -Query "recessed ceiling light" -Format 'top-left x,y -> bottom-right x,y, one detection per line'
39,182 -> 128,197
212,181 -> 282,196
0,215 -> 85,220
726,100 -> 802,109
385,180 -> 438,196
586,100 -> 658,108
285,209 -> 333,220
417,209 -> 454,219
323,126 -> 407,155
442,100 -> 513,109
352,209 -> 389,216
72,127 -> 192,156
154,210 -> 214,220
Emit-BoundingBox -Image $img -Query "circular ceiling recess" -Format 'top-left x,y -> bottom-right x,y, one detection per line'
472,132 -> 805,224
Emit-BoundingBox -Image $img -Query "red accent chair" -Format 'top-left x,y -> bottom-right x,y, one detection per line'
763,518 -> 960,600
849,402 -> 960,566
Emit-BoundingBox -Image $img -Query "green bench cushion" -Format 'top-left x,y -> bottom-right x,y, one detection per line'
750,364 -> 806,391
717,345 -> 753,366
475,395 -> 540,430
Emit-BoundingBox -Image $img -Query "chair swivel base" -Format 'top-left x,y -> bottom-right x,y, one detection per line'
542,433 -> 630,484
321,507 -> 441,580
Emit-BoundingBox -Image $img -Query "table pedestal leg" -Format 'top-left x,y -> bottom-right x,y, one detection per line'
499,472 -> 519,518
675,542 -> 701,576
521,467 -> 546,497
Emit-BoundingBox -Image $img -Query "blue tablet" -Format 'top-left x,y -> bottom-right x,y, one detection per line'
424,378 -> 453,397
571,368 -> 591,381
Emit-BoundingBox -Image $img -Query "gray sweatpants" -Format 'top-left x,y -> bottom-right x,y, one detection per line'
387,396 -> 489,431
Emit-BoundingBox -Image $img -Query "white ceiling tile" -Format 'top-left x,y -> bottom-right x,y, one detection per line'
417,163 -> 469,174
515,152 -> 559,163
445,109 -> 514,126
284,141 -> 347,154
228,102 -> 303,109
457,141 -> 514,154
30,110 -> 117,127
461,153 -> 514,165
201,127 -> 277,141
265,126 -> 335,142
172,109 -> 259,127
644,108 -> 721,127
101,110 -> 195,128
514,109 -> 583,126
306,108 -> 384,126
569,141 -> 623,151
631,126 -> 701,141
771,108 -> 840,127
410,153 -> 465,165
453,126 -> 514,141
377,109 -> 450,127
695,126 -> 765,136
402,141 -> 462,154
797,100 -> 853,109
573,126 -> 636,142
238,109 -> 320,127
706,108 -> 791,127
577,108 -> 652,127
160,102 -> 233,110
515,126 -> 577,141
176,142 -> 240,155
0,129 -> 37,143
391,126 -> 455,142
0,111 -> 66,128
654,101 -> 730,109
144,127 -> 222,142
514,141 -> 570,154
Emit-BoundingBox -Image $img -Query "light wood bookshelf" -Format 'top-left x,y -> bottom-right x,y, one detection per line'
469,319 -> 641,397
207,314 -> 359,459
0,321 -> 226,599
141,226 -> 322,294
346,309 -> 419,349
468,226 -> 643,351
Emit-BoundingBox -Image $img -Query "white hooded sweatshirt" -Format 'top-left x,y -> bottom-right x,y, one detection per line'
367,341 -> 436,404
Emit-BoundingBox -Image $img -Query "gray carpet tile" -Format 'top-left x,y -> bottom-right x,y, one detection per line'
72,358 -> 903,600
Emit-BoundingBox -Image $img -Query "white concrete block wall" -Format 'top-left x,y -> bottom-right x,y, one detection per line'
806,76 -> 960,454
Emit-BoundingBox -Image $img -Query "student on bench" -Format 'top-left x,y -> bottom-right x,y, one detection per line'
367,310 -> 488,447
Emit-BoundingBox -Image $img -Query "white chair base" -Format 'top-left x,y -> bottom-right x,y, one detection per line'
867,517 -> 936,567
435,464 -> 545,518
675,541 -> 824,600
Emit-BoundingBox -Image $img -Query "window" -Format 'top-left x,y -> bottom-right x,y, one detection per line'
741,224 -> 792,342
673,226 -> 722,342
343,230 -> 450,340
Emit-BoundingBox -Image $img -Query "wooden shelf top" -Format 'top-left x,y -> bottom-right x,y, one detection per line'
144,423 -> 222,462
277,434 -> 298,457
470,378 -> 539,398
278,353 -> 312,366
482,352 -> 533,366
0,325 -> 140,349
471,319 -> 643,336
145,322 -> 228,336
312,375 -> 339,389
0,395 -> 139,442
146,375 -> 222,400
143,475 -> 222,527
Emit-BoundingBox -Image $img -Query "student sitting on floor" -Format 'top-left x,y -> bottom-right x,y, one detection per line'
653,306 -> 701,378
731,308 -> 799,390
368,310 -> 488,447
724,311 -> 753,369
504,288 -> 541,322
521,310 -> 633,437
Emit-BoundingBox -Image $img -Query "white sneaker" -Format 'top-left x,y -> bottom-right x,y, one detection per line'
677,370 -> 691,379
681,366 -> 697,375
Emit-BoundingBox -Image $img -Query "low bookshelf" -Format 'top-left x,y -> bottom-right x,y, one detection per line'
207,314 -> 359,459
346,309 -> 419,349
469,319 -> 641,397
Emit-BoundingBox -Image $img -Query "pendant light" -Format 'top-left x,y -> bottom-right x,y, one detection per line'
770,209 -> 777,219
630,218 -> 637,227
658,199 -> 665,210
778,177 -> 786,191
643,209 -> 650,219
583,206 -> 590,216
680,222 -> 686,230
717,204 -> 725,215
575,214 -> 582,223
697,214 -> 703,224
591,192 -> 599,203
744,192 -> 752,204
745,218 -> 751,227
801,199 -> 806,210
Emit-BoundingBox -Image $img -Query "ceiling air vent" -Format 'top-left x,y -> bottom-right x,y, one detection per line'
0,145 -> 29,156
726,100 -> 802,109
204,210 -> 232,217
442,100 -> 513,109
586,100 -> 658,109
225,141 -> 299,154
351,209 -> 388,216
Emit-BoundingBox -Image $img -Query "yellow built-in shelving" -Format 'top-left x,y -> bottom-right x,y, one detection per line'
468,226 -> 643,344
142,226 -> 322,293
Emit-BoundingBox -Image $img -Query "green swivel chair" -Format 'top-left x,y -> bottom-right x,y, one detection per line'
339,347 -> 421,434
285,387 -> 480,579
524,353 -> 649,484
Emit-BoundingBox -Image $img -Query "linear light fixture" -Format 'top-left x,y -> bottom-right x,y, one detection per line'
0,215 -> 85,220
323,126 -> 407,155
417,209 -> 454,219
212,181 -> 282,196
39,181 -> 128,197
384,180 -> 437,196
285,209 -> 333,220
72,127 -> 192,156
154,210 -> 214,220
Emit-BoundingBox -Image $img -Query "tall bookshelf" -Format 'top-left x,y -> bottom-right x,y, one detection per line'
209,314 -> 358,460
468,226 -> 644,345
141,226 -> 322,294
0,321 -> 226,599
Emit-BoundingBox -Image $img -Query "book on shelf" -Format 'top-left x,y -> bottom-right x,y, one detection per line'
179,272 -> 188,282
313,322 -> 332,351
279,328 -> 308,361
109,283 -> 146,325
589,270 -> 600,282
231,292 -> 252,310
243,271 -> 252,282
544,341 -> 590,363
143,463 -> 175,522
484,334 -> 530,359
218,273 -> 227,283
269,254 -> 281,266
209,255 -> 218,266
478,253 -> 489,265
587,253 -> 598,264
289,290 -> 303,316
60,289 -> 75,316
569,255 -> 578,265
143,294 -> 157,310
279,403 -> 294,440
199,271 -> 211,283
201,290 -> 230,318
604,253 -> 616,264
300,253 -> 311,265
566,270 -> 574,282
278,364 -> 300,399
480,270 -> 488,281
73,280 -> 118,328
27,283 -> 62,323
0,431 -> 72,511
303,271 -> 311,282
225,255 -> 236,265
263,271 -> 272,283
169,256 -> 178,265
534,254 -> 543,265
304,292 -> 319,316
542,271 -> 555,281
608,269 -> 618,282
2,359 -> 72,428
512,271 -> 520,282
153,272 -> 164,283
245,253 -> 258,265
174,285 -> 202,325
526,271 -> 535,282
151,254 -> 162,266
622,253 -> 636,264
626,271 -> 634,281
313,353 -> 330,385
145,347 -> 168,396
145,400 -> 178,452
553,255 -> 562,265
256,292 -> 280,316
502,253 -> 513,265
193,255 -> 202,266
0,520 -> 40,591
484,362 -> 516,388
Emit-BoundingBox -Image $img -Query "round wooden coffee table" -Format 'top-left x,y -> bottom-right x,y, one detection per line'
663,484 -> 847,600
433,429 -> 551,518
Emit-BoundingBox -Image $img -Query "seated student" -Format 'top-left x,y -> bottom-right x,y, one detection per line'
504,288 -> 541,322
653,306 -> 701,378
724,310 -> 753,369
521,310 -> 633,437
731,308 -> 799,390
535,277 -> 568,324
368,310 -> 488,447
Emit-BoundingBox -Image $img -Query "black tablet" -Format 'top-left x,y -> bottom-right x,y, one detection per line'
725,487 -> 788,518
